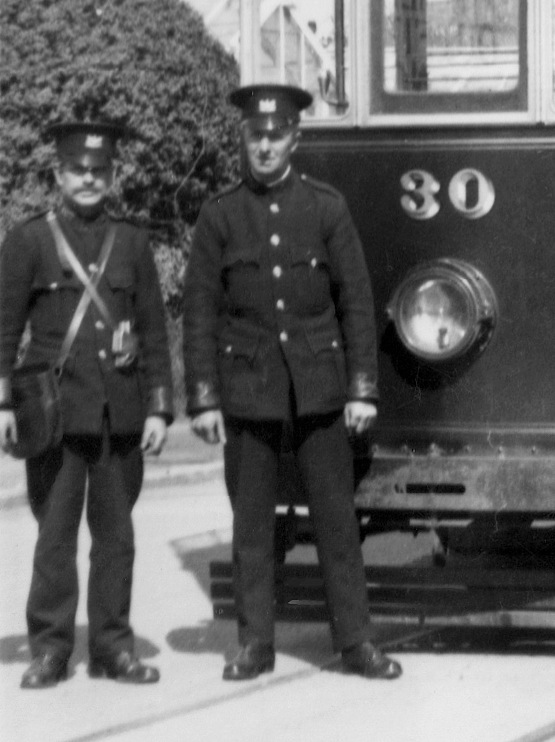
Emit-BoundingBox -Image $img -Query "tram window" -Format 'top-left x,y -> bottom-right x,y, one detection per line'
255,0 -> 350,119
371,0 -> 527,115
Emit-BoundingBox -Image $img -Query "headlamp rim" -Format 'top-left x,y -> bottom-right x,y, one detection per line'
387,258 -> 497,363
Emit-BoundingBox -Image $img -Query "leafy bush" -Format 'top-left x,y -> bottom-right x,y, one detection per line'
0,0 -> 242,412
0,0 -> 240,234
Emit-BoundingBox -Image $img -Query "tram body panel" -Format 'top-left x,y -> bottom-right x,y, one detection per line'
293,130 -> 555,521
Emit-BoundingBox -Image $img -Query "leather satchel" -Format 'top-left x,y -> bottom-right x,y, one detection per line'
10,363 -> 63,459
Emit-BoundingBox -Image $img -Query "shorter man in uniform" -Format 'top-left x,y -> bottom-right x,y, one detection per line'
183,84 -> 402,681
0,121 -> 174,688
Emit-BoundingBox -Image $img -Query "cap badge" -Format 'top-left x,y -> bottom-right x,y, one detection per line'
85,135 -> 104,149
259,98 -> 277,113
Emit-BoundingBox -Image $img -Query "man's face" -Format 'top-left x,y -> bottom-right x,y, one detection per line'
242,120 -> 299,184
54,157 -> 113,215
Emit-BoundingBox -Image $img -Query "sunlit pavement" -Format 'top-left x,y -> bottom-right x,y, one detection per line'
1,424 -> 555,742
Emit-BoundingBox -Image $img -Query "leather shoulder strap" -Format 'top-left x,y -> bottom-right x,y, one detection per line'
46,212 -> 118,375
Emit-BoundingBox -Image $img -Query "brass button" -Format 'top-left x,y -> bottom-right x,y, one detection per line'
270,234 -> 280,247
276,299 -> 285,311
272,265 -> 283,278
279,331 -> 288,342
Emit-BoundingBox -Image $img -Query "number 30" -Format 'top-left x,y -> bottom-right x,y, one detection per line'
400,168 -> 495,220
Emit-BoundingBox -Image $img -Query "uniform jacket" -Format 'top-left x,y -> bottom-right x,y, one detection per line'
183,169 -> 378,420
0,208 -> 174,435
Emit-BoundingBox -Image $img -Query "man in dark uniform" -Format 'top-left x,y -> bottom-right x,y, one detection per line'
183,84 -> 402,681
0,121 -> 174,688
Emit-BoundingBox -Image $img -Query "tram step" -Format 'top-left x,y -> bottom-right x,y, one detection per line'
210,561 -> 555,590
209,560 -> 555,628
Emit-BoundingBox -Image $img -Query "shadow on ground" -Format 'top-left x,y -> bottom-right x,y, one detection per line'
0,625 -> 161,681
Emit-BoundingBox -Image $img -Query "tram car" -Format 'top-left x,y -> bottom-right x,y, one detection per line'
211,0 -> 555,627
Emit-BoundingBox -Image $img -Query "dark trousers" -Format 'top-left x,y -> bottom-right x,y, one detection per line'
224,411 -> 370,653
24,418 -> 143,661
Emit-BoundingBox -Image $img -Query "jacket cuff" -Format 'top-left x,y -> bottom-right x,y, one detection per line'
348,372 -> 379,402
147,386 -> 174,424
186,380 -> 220,415
0,377 -> 12,409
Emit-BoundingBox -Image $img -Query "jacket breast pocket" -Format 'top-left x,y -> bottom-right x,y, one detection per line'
104,268 -> 135,319
290,247 -> 331,312
30,276 -> 79,330
222,249 -> 262,312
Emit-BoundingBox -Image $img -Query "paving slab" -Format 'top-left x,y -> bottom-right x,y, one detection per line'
2,475 -> 555,742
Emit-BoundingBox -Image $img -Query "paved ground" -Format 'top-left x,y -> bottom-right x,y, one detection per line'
2,421 -> 555,742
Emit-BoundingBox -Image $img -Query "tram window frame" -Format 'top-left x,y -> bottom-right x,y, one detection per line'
239,0 -> 357,128
368,0 -> 528,118
237,1 -> 555,128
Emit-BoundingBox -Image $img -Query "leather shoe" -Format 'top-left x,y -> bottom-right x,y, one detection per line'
88,651 -> 160,684
21,653 -> 68,689
341,642 -> 402,680
223,643 -> 275,681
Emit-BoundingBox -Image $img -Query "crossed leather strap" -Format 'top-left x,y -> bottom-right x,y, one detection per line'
46,211 -> 118,376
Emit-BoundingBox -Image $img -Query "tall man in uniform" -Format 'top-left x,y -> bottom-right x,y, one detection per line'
0,121 -> 174,688
183,84 -> 402,681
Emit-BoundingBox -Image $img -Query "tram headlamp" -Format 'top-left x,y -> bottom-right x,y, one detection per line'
387,258 -> 497,362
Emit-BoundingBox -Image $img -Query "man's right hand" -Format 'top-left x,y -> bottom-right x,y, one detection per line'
0,410 -> 17,453
191,409 -> 226,445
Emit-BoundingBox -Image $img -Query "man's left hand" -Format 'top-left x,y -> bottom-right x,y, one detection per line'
141,415 -> 168,455
344,401 -> 377,436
